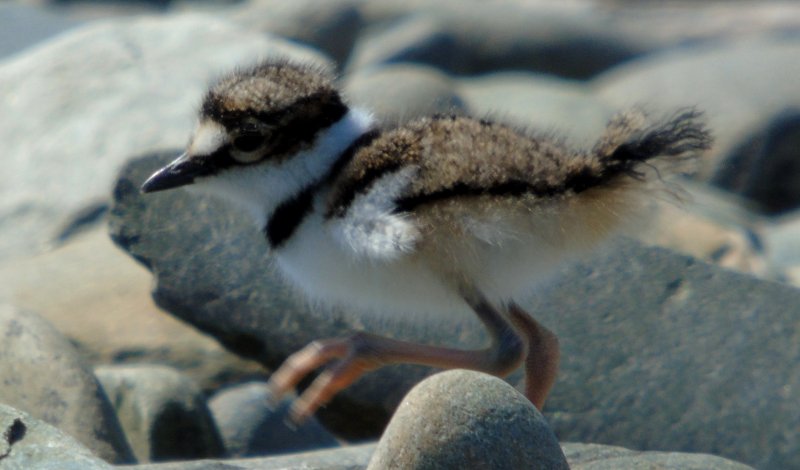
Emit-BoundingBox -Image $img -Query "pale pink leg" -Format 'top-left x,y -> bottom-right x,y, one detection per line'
507,303 -> 560,410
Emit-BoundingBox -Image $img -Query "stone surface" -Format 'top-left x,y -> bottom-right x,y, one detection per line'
0,403 -> 113,470
711,109 -> 800,215
457,71 -> 612,145
530,242 -> 800,470
0,13 -> 330,262
0,3 -> 82,59
227,0 -> 364,66
0,304 -> 134,463
209,381 -> 339,457
342,63 -> 466,124
367,370 -> 569,470
594,37 -> 800,180
563,443 -> 754,470
348,4 -> 645,78
95,364 -> 224,463
0,227 -> 264,393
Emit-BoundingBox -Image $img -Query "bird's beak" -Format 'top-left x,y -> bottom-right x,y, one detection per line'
141,152 -> 208,193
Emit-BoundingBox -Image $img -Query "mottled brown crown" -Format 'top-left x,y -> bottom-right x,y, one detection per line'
199,59 -> 348,163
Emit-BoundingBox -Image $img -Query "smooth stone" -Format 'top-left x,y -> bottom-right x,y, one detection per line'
0,3 -> 82,59
0,403 -> 113,470
0,13 -> 330,262
457,71 -> 612,145
348,4 -> 644,78
367,370 -> 568,470
0,227 -> 264,393
95,364 -> 224,463
209,381 -> 339,457
563,443 -> 754,470
342,64 -> 466,124
227,0 -> 364,65
0,304 -> 134,463
593,37 -> 800,180
711,109 -> 800,215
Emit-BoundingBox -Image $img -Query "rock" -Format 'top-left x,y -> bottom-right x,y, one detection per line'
0,3 -> 81,59
761,209 -> 800,283
0,226 -> 264,393
130,443 -> 376,470
0,13 -> 330,262
711,109 -> 800,215
348,4 -> 645,78
563,443 -> 754,470
111,151 -> 799,467
367,370 -> 569,470
0,304 -> 134,463
457,71 -> 612,144
226,0 -> 364,65
529,241 -> 800,470
0,403 -> 113,470
342,64 -> 466,124
95,364 -> 224,463
594,37 -> 800,180
209,381 -> 339,457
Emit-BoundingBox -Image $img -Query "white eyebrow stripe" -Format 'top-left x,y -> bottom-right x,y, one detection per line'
190,120 -> 228,156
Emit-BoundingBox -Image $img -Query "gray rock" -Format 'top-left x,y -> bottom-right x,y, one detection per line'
0,13 -> 330,262
130,443 -> 375,470
367,370 -> 569,470
711,109 -> 800,215
457,71 -> 612,145
0,403 -> 113,470
563,443 -> 754,470
0,4 -> 81,59
0,304 -> 134,463
348,5 -> 645,78
95,364 -> 224,463
529,242 -> 800,470
209,381 -> 339,457
111,151 -> 799,467
593,37 -> 800,180
227,0 -> 364,65
342,64 -> 466,124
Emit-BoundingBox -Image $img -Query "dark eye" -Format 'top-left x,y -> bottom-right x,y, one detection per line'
233,133 -> 264,152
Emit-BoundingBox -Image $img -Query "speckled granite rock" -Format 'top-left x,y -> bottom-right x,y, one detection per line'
96,364 -> 224,463
367,370 -> 569,470
0,403 -> 113,470
0,305 -> 134,463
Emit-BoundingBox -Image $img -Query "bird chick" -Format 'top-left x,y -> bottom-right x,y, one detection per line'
142,59 -> 712,420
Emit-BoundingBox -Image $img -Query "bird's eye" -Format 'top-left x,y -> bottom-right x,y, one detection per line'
233,133 -> 264,153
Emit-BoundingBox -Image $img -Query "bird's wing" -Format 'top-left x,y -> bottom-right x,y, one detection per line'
327,165 -> 421,261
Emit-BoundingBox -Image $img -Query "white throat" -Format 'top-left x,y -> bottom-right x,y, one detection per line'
191,107 -> 375,228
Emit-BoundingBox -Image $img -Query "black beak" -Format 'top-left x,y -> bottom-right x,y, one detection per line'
141,153 -> 209,193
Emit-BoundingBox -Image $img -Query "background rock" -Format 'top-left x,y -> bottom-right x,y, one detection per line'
342,63 -> 467,124
96,364 -> 224,463
209,381 -> 339,457
367,370 -> 569,470
0,13 -> 331,262
0,403 -> 113,470
563,443 -> 754,470
0,305 -> 134,463
0,226 -> 264,393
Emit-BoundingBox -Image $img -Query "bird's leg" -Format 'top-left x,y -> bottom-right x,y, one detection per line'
267,294 -> 525,421
506,303 -> 560,410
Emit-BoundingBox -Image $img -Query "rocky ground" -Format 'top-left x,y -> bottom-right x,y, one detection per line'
1,0 -> 799,468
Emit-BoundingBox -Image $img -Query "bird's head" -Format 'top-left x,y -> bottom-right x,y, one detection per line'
140,59 -> 361,223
